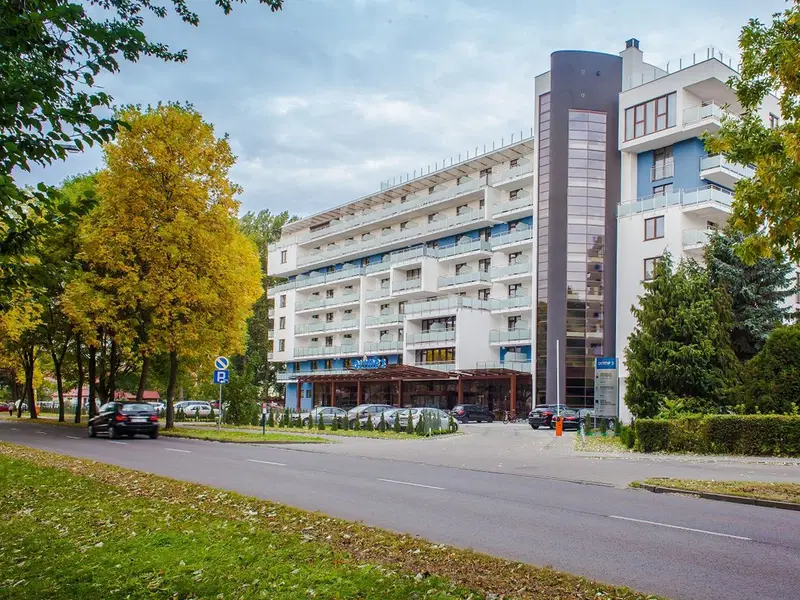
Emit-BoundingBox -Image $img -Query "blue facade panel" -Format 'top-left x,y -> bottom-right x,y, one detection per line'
636,138 -> 706,198
500,345 -> 532,361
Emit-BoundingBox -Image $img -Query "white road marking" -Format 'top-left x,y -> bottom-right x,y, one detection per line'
66,435 -> 81,440
109,441 -> 128,445
379,478 -> 446,491
246,459 -> 286,467
608,515 -> 751,540
164,448 -> 191,454
36,431 -> 47,435
11,427 -> 19,431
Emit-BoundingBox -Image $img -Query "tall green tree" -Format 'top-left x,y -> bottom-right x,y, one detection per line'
706,1 -> 800,261
741,324 -> 800,414
705,227 -> 797,362
625,254 -> 739,418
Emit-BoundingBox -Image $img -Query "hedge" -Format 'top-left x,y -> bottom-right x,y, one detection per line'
634,415 -> 800,456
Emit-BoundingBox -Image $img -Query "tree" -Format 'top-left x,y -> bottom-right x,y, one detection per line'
741,325 -> 800,414
706,1 -> 800,261
705,227 -> 797,362
0,0 -> 284,306
624,254 -> 739,418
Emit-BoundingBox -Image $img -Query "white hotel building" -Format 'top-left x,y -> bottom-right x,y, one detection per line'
266,39 -> 780,419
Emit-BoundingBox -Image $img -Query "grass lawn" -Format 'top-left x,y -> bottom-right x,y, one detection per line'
161,428 -> 329,444
573,433 -> 631,453
635,478 -> 800,504
0,443 -> 660,600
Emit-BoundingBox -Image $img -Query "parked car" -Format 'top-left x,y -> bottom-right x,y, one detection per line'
299,406 -> 348,426
394,407 -> 456,432
359,407 -> 404,428
88,401 -> 159,439
450,404 -> 494,424
148,401 -> 166,414
346,404 -> 393,425
0,401 -> 10,414
553,408 -> 581,430
174,401 -> 213,418
528,405 -> 557,429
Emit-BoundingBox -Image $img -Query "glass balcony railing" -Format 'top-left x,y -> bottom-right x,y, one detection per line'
475,361 -> 532,373
295,318 -> 359,335
437,238 -> 492,259
404,295 -> 489,316
490,228 -> 533,248
295,292 -> 360,312
365,313 -> 403,327
364,340 -> 403,353
413,361 -> 456,372
438,271 -> 491,288
682,102 -> 728,126
492,194 -> 532,217
393,277 -> 422,293
294,345 -> 359,358
406,330 -> 456,345
489,161 -> 533,185
489,295 -> 532,311
618,185 -> 733,218
489,328 -> 532,344
699,155 -> 754,179
365,286 -> 391,300
490,261 -> 531,280
650,160 -> 674,181
683,228 -> 714,248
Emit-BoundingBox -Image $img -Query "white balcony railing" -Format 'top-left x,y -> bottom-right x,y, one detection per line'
492,194 -> 532,217
618,185 -> 733,218
295,318 -> 359,335
682,102 -> 728,126
364,340 -> 403,353
267,330 -> 275,340
682,228 -> 714,248
294,345 -> 359,358
413,361 -> 456,373
489,295 -> 532,312
295,292 -> 360,312
490,261 -> 531,280
489,328 -> 532,344
476,361 -> 532,373
699,155 -> 755,179
404,295 -> 489,316
623,45 -> 737,91
392,277 -> 422,293
365,286 -> 391,300
489,161 -> 533,185
365,313 -> 404,327
650,160 -> 674,181
491,227 -> 533,249
438,271 -> 491,288
437,238 -> 492,260
406,330 -> 456,345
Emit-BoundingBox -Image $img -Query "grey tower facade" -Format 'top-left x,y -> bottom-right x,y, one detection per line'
534,51 -> 622,406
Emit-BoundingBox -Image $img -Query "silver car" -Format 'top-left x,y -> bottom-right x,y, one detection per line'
299,406 -> 347,426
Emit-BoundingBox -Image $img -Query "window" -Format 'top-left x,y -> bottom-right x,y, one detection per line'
478,258 -> 491,273
455,263 -> 467,275
428,186 -> 436,195
311,360 -> 318,371
508,316 -> 520,329
428,213 -> 437,223
478,227 -> 491,241
279,317 -> 286,330
480,167 -> 492,177
382,226 -> 392,234
457,176 -> 468,185
400,221 -> 408,230
398,301 -> 406,314
508,252 -> 522,265
325,336 -> 333,347
652,147 -> 674,180
311,337 -> 318,343
279,294 -> 287,308
361,257 -> 370,266
510,188 -> 522,200
508,220 -> 520,232
311,314 -> 320,320
381,277 -> 390,288
508,283 -> 522,297
406,268 -> 420,280
326,265 -> 335,273
644,216 -> 665,240
280,250 -> 287,264
293,362 -> 299,371
323,359 -> 333,370
380,303 -> 390,312
326,312 -> 334,323
278,339 -> 286,352
344,309 -> 353,318
653,183 -> 673,195
478,288 -> 491,301
625,92 -> 677,140
415,348 -> 456,364
422,316 -> 455,332
510,158 -> 519,168
644,257 -> 662,281
343,333 -> 353,341
707,221 -> 718,230
344,358 -> 353,369
344,285 -> 354,292
400,195 -> 408,203
479,198 -> 485,209
379,329 -> 389,338
326,289 -> 334,298
769,113 -> 780,129
456,204 -> 469,215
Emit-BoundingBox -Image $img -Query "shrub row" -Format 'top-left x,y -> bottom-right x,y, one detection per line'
634,415 -> 800,456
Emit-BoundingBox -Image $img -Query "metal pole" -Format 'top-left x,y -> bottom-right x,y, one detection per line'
217,383 -> 222,432
556,339 -> 560,415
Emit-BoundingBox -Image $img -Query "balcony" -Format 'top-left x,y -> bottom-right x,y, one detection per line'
268,330 -> 275,341
490,261 -> 532,281
404,295 -> 489,318
489,161 -> 533,187
699,155 -> 754,188
491,227 -> 534,250
392,277 -> 422,294
295,318 -> 359,336
492,193 -> 533,219
650,160 -> 674,181
682,228 -> 714,255
266,280 -> 294,297
276,371 -> 297,382
268,307 -> 275,318
295,292 -> 360,313
437,238 -> 492,262
438,270 -> 491,290
620,101 -> 732,153
364,340 -> 403,353
413,361 -> 456,373
406,329 -> 456,346
295,176 -> 486,247
476,361 -> 532,373
365,313 -> 404,328
365,286 -> 391,301
618,185 -> 733,220
489,295 -> 532,313
294,344 -> 359,359
490,328 -> 532,345
267,352 -> 274,361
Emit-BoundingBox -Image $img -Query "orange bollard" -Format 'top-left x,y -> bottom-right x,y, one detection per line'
555,417 -> 563,437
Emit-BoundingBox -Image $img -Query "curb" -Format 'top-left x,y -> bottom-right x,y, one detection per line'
634,483 -> 800,512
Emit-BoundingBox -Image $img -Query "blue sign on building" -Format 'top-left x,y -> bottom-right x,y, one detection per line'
352,357 -> 388,370
595,357 -> 617,370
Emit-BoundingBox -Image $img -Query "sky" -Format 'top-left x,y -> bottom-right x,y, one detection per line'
17,0 -> 787,218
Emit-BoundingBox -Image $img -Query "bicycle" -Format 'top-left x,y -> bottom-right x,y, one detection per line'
502,410 -> 521,424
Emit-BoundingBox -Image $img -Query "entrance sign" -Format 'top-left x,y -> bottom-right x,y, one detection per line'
352,357 -> 387,370
594,357 -> 618,418
214,356 -> 230,370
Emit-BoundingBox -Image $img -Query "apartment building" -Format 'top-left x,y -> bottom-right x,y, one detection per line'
267,38 -> 784,418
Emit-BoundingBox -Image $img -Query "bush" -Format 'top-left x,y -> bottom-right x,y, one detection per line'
266,410 -> 275,428
307,414 -> 313,430
317,413 -> 325,431
448,415 -> 457,433
619,424 -> 636,448
377,412 -> 387,432
340,415 -> 349,431
353,416 -> 361,431
331,416 -> 340,430
414,413 -> 425,436
634,415 -> 800,456
405,411 -> 414,435
393,414 -> 402,433
742,324 -> 800,415
364,414 -> 374,431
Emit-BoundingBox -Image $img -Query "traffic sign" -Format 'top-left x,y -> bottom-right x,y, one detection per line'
213,369 -> 230,384
215,356 -> 229,370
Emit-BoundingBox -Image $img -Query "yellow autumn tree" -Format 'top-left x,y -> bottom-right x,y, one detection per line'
71,103 -> 261,426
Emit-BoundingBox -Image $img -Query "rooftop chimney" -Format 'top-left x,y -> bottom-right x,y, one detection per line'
625,38 -> 640,50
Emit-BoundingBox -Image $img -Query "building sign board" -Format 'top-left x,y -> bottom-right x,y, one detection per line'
352,357 -> 388,370
594,357 -> 618,418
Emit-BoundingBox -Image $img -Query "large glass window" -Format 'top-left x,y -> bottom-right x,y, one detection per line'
536,92 -> 551,400
644,216 -> 665,240
625,92 -> 677,140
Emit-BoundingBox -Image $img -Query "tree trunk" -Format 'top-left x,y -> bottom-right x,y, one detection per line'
75,335 -> 83,424
108,338 -> 118,401
10,372 -> 18,417
88,345 -> 98,418
165,351 -> 178,430
136,355 -> 150,402
53,354 -> 64,422
23,347 -> 36,419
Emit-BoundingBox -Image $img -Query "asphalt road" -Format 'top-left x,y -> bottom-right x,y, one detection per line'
2,421 -> 799,600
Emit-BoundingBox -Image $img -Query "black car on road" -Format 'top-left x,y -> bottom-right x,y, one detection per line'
450,404 -> 494,423
89,402 -> 160,439
528,405 -> 558,429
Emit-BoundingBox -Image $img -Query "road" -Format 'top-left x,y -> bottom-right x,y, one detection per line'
2,420 -> 799,600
